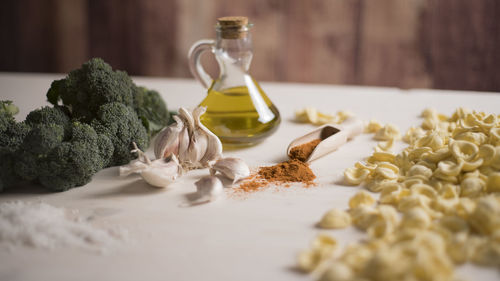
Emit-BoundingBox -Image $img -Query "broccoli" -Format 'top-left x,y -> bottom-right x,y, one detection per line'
0,101 -> 30,191
25,106 -> 71,137
134,87 -> 170,137
15,123 -> 65,181
47,58 -> 137,122
1,57 -> 169,192
92,102 -> 149,166
0,101 -> 31,149
0,147 -> 19,191
38,122 -> 114,191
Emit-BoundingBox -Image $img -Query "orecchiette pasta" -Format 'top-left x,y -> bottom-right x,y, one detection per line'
374,124 -> 401,141
319,208 -> 352,229
300,108 -> 500,281
365,119 -> 383,133
349,190 -> 376,209
295,107 -> 353,126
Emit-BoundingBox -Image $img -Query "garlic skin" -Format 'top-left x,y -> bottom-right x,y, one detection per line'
119,159 -> 148,176
194,175 -> 223,203
209,157 -> 250,183
154,106 -> 223,170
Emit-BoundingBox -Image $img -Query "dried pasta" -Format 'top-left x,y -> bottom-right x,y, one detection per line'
299,108 -> 500,281
295,107 -> 353,125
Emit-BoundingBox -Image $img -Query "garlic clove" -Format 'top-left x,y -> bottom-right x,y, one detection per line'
140,156 -> 181,188
154,115 -> 184,159
177,125 -> 190,163
194,175 -> 223,201
187,129 -> 208,168
194,107 -> 223,166
179,107 -> 195,136
209,157 -> 250,183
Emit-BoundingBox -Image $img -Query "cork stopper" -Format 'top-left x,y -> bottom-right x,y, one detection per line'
217,16 -> 250,39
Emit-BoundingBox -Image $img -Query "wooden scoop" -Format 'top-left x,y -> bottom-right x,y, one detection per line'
287,117 -> 364,162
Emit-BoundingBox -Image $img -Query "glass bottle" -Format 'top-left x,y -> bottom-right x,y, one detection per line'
188,16 -> 280,148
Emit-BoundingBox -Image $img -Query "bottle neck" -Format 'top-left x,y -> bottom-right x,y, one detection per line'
214,30 -> 253,74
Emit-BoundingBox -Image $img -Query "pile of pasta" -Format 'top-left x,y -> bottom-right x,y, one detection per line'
298,108 -> 500,281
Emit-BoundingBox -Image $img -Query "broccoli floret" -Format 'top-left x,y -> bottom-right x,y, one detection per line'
0,148 -> 20,191
133,86 -> 170,137
15,123 -> 65,181
25,105 -> 71,137
38,122 -> 114,191
47,58 -> 136,122
92,102 -> 148,166
0,101 -> 30,149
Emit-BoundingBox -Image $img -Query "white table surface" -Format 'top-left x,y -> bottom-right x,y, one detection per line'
0,73 -> 499,281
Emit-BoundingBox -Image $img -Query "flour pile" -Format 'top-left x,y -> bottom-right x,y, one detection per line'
0,201 -> 125,251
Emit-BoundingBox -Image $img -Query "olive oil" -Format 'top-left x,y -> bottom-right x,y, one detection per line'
199,82 -> 280,147
189,17 -> 281,147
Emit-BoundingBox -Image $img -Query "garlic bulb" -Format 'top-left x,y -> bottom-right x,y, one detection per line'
154,106 -> 222,170
209,157 -> 250,183
120,143 -> 181,188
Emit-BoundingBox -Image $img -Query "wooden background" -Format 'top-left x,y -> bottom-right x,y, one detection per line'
1,0 -> 499,91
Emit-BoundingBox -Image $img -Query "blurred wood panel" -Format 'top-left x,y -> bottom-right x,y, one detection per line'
0,0 -> 499,91
282,0 -> 360,84
359,0 -> 431,88
422,0 -> 500,91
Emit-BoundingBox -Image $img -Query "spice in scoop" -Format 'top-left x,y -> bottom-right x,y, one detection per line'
288,139 -> 321,162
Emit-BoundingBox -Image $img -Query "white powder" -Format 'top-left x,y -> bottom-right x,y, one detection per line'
0,201 -> 125,252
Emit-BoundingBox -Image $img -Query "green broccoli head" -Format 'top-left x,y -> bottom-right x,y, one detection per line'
25,106 -> 71,137
0,101 -> 30,149
92,102 -> 149,166
14,123 -> 65,181
38,122 -> 114,191
47,58 -> 136,122
2,58 -> 170,193
134,86 -> 170,137
0,147 -> 20,191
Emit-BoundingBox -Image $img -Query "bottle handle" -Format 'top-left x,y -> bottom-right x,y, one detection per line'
188,39 -> 215,89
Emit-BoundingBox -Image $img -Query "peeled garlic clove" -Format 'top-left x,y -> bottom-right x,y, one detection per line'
194,175 -> 223,201
154,115 -> 184,159
141,156 -> 181,188
209,157 -> 250,183
194,107 -> 223,166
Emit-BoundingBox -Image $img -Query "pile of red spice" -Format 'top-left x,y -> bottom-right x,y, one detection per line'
235,139 -> 320,193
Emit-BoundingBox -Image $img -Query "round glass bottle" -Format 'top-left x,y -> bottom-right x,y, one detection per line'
188,16 -> 280,148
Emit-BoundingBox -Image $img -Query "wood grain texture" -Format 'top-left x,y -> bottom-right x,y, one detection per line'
421,0 -> 500,91
358,0 -> 431,88
0,0 -> 499,91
